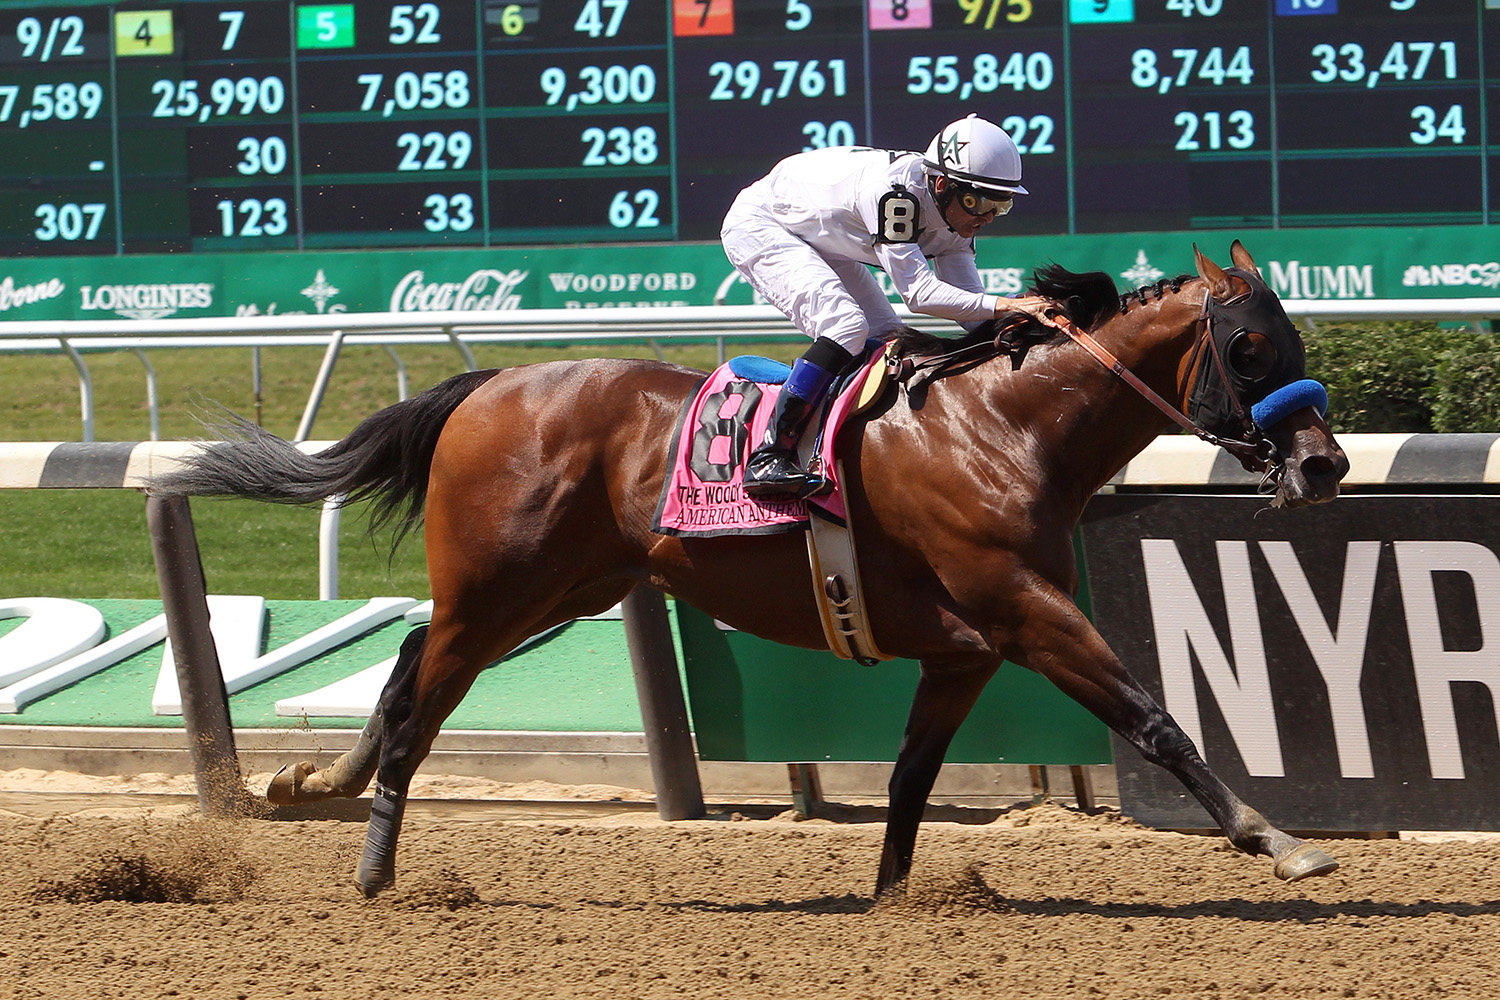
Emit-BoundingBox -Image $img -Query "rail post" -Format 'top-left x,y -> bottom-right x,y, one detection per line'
621,587 -> 705,820
145,493 -> 245,817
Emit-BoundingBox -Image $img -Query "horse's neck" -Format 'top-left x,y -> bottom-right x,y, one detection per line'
1016,286 -> 1204,504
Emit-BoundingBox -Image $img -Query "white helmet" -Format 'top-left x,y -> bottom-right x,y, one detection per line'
922,114 -> 1027,196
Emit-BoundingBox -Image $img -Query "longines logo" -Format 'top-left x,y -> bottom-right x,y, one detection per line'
78,282 -> 214,319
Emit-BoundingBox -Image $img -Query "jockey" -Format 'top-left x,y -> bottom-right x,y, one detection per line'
720,114 -> 1055,499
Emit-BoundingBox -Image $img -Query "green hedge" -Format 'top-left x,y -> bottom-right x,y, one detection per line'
1302,322 -> 1500,434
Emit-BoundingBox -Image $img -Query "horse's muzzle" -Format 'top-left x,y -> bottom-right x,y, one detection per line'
1268,405 -> 1349,508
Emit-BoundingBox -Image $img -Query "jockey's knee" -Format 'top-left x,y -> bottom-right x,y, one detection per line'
817,319 -> 869,356
800,336 -> 857,374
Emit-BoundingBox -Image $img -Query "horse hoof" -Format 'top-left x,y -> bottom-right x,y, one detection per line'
356,877 -> 388,898
266,762 -> 318,805
1274,843 -> 1339,882
356,863 -> 394,898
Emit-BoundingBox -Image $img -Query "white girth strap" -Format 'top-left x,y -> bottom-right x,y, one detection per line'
803,460 -> 892,666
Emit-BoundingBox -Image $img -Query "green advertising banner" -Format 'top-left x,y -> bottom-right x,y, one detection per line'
0,224 -> 1496,323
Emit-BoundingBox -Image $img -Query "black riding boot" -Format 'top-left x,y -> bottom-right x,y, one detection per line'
744,391 -> 827,499
743,339 -> 854,500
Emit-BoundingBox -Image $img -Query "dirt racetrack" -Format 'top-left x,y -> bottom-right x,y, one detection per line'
1,782 -> 1498,1000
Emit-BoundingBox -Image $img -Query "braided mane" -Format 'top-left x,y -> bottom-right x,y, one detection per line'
889,265 -> 1193,361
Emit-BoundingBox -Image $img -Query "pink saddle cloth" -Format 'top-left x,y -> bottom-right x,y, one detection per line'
651,349 -> 886,537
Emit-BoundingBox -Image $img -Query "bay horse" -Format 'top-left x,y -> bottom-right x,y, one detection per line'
152,242 -> 1349,898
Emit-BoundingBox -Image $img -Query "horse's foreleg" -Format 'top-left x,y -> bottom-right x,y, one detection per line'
1015,590 -> 1337,882
877,658 -> 998,897
1097,679 -> 1336,880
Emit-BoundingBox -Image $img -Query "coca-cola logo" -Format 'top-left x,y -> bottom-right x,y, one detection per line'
389,269 -> 529,312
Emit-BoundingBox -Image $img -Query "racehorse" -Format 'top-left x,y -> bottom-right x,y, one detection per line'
152,242 -> 1349,898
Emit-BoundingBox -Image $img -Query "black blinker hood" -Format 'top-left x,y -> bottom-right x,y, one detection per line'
1186,266 -> 1307,438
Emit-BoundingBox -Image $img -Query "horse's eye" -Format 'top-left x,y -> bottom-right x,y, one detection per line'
1228,331 -> 1277,381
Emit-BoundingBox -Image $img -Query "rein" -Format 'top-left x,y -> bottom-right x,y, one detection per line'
895,338 -> 1003,388
893,290 -> 1285,491
1047,311 -> 1280,483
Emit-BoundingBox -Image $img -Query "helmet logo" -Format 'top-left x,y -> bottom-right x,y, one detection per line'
940,131 -> 967,170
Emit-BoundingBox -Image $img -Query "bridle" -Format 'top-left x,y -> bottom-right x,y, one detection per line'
1047,297 -> 1285,491
894,280 -> 1288,493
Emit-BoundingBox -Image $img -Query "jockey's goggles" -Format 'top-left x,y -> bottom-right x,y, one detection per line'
954,185 -> 1013,218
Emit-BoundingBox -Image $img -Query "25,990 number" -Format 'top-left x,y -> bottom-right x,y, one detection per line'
35,202 -> 105,241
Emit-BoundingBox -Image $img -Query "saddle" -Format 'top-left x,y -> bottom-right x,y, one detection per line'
651,344 -> 896,663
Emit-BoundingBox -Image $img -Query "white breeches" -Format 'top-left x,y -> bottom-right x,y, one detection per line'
721,190 -> 902,353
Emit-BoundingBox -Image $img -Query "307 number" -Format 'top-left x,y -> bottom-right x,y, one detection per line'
34,202 -> 105,241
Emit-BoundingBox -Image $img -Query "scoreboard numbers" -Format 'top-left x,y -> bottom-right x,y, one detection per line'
0,0 -> 1494,255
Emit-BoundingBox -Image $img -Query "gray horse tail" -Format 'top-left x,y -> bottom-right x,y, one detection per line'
149,368 -> 500,550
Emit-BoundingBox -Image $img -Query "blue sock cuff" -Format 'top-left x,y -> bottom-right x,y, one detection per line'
785,357 -> 837,402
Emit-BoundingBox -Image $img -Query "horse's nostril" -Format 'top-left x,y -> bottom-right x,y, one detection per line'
1300,454 -> 1337,480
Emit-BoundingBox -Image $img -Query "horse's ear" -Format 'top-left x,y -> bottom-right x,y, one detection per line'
1194,243 -> 1236,301
1229,239 -> 1260,277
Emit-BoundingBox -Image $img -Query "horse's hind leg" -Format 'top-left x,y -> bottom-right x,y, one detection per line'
355,579 -> 635,896
265,626 -> 427,805
355,608 -> 502,896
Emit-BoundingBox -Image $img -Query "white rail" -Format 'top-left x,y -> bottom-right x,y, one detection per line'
5,427 -> 1499,599
3,300 -> 1498,442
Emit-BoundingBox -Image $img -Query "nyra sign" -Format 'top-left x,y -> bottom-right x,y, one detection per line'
1083,494 -> 1500,832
